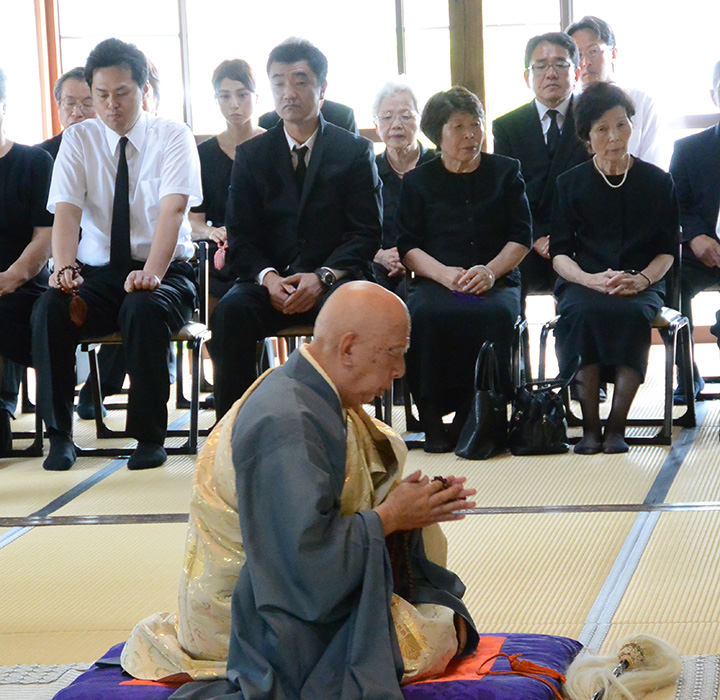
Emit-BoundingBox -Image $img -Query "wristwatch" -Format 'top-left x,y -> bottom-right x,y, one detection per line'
314,267 -> 337,287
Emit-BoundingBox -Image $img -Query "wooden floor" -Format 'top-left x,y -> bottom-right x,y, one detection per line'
1,324 -> 720,677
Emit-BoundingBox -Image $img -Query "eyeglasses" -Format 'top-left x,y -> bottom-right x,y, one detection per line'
578,45 -> 608,62
59,98 -> 94,112
529,61 -> 573,74
375,111 -> 417,125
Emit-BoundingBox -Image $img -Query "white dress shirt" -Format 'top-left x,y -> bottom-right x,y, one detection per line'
534,96 -> 572,144
48,111 -> 202,265
624,86 -> 663,168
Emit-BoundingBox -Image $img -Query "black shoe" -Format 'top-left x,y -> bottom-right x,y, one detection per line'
76,390 -> 108,420
599,383 -> 608,403
673,373 -> 705,405
43,435 -> 77,471
127,442 -> 167,470
0,410 -> 11,456
422,420 -> 453,454
201,394 -> 215,410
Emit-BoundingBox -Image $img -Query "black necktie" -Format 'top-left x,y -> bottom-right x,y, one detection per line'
110,136 -> 132,271
293,145 -> 308,193
546,109 -> 560,157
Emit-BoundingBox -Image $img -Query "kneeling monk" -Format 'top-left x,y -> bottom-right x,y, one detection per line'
122,281 -> 478,699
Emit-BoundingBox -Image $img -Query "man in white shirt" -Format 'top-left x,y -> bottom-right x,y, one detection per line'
31,38 -> 202,471
566,15 -> 663,168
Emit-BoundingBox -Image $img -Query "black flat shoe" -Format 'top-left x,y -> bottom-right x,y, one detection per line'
423,434 -> 454,454
602,433 -> 629,454
43,435 -> 77,471
127,442 -> 167,470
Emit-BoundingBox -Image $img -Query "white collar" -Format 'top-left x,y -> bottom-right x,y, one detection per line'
103,110 -> 149,155
283,123 -> 320,153
534,95 -> 572,121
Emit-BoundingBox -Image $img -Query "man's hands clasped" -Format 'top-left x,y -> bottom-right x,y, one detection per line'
264,271 -> 324,314
376,470 -> 477,535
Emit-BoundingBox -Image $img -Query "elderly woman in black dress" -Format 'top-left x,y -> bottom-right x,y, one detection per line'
189,59 -> 264,315
0,68 -> 54,453
397,87 -> 531,452
372,82 -> 435,295
551,82 -> 679,454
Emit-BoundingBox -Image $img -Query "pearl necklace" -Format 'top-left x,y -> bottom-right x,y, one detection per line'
593,153 -> 630,189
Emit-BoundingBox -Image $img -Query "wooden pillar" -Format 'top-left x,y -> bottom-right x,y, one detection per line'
35,0 -> 61,138
448,0 -> 485,106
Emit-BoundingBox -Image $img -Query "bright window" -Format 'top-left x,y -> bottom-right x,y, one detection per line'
0,3 -> 44,146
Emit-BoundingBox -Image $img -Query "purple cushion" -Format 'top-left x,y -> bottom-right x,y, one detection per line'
402,633 -> 583,699
55,634 -> 582,700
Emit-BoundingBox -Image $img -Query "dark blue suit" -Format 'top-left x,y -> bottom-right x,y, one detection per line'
210,115 -> 382,417
492,98 -> 590,298
670,122 -> 720,335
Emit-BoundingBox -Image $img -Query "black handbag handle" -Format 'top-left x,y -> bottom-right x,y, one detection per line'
474,341 -> 502,393
520,356 -> 581,393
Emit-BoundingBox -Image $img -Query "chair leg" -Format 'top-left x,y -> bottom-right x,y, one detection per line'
677,323 -> 697,427
661,327 -> 677,443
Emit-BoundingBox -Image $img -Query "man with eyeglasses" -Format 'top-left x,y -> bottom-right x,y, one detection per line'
492,32 -> 590,313
37,67 -> 97,159
566,15 -> 662,167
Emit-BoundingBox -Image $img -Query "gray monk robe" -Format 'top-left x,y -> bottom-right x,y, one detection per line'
164,346 -> 477,700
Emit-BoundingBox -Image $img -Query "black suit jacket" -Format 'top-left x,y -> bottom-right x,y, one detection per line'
225,114 -> 382,282
492,98 -> 589,240
669,123 -> 720,252
258,100 -> 358,135
37,132 -> 63,160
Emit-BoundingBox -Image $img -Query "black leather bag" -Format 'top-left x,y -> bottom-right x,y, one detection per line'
507,375 -> 574,456
455,342 -> 508,460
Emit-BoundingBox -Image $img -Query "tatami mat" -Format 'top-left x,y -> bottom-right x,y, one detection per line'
4,340 -> 720,673
665,427 -> 720,503
442,512 -> 637,638
0,456 -> 120,518
0,523 -> 188,664
605,511 -> 720,655
53,454 -> 195,516
411,447 -> 669,507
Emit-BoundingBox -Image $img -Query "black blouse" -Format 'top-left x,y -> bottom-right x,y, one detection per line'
396,154 -> 532,285
0,143 -> 53,273
376,143 -> 436,249
550,159 -> 679,272
190,136 -> 234,227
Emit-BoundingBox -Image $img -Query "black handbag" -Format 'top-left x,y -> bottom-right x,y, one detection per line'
455,342 -> 508,460
507,373 -> 575,456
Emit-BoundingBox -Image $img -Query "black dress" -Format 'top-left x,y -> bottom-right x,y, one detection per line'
396,154 -> 532,414
0,143 -> 53,412
550,159 -> 679,381
373,144 -> 436,294
190,136 -> 236,299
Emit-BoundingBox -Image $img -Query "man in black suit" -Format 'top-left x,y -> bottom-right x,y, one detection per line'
259,98 -> 358,135
492,32 -> 589,305
209,38 -> 382,419
669,61 -> 720,401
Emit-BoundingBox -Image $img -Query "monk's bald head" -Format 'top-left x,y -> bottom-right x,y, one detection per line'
308,282 -> 409,408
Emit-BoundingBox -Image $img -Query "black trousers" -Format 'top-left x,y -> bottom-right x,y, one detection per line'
680,254 -> 720,339
210,281 -> 347,420
31,262 -> 196,444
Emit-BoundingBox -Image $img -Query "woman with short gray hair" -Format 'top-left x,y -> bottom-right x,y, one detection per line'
371,82 -> 435,295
